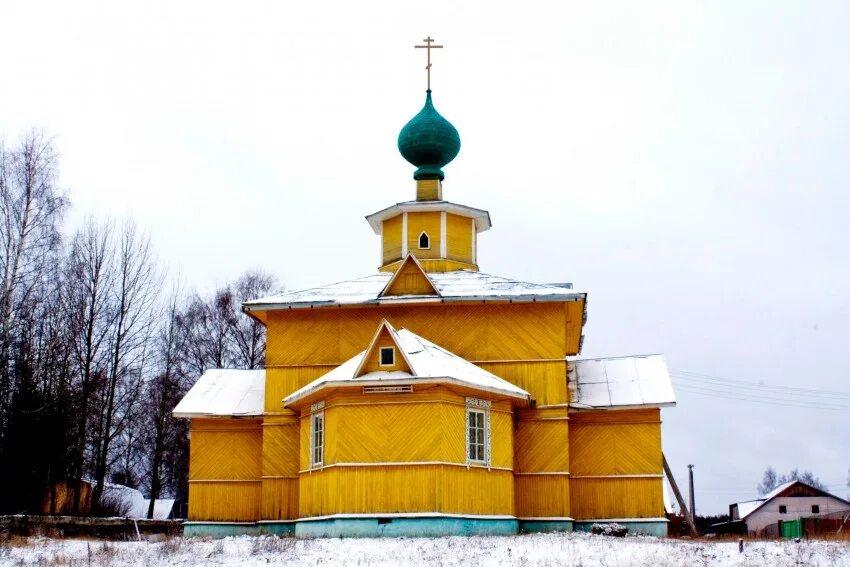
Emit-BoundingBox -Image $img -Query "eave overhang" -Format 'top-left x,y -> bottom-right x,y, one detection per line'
365,200 -> 492,234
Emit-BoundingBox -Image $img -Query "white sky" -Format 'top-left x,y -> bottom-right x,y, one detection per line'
2,1 -> 848,514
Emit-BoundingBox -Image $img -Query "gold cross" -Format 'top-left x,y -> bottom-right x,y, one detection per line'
415,36 -> 443,91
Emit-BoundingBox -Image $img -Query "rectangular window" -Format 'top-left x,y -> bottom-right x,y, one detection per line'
812,505 -> 820,514
779,505 -> 787,514
467,408 -> 488,465
310,411 -> 324,468
379,346 -> 395,366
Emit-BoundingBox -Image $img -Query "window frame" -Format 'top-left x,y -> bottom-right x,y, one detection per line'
779,505 -> 787,514
379,346 -> 395,367
465,397 -> 491,467
812,504 -> 820,514
418,231 -> 431,250
310,409 -> 324,469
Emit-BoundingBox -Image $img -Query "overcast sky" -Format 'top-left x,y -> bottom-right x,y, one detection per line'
2,1 -> 848,514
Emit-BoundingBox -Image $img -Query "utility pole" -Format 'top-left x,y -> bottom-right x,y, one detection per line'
662,454 -> 698,536
688,464 -> 696,523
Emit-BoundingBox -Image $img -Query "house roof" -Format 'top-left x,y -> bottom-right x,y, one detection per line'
172,369 -> 265,418
244,270 -> 585,311
365,200 -> 492,233
284,324 -> 531,407
733,480 -> 850,521
567,354 -> 676,410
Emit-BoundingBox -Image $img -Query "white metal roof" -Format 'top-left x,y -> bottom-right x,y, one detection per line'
365,200 -> 492,233
568,354 -> 676,409
244,270 -> 584,311
284,327 -> 531,406
172,368 -> 265,418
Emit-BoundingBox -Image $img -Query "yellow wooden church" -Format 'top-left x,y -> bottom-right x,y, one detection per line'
173,45 -> 676,538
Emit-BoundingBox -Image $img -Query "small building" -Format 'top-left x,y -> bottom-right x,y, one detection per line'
730,480 -> 850,536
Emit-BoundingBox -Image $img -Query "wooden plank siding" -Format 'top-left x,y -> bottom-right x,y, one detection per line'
188,418 -> 263,521
299,465 -> 514,518
405,212 -> 442,259
381,215 -> 403,265
297,388 -> 514,470
568,409 -> 664,520
445,213 -> 473,264
265,302 -> 579,375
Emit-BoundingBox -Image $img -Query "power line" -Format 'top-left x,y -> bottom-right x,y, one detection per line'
671,369 -> 850,399
673,382 -> 850,411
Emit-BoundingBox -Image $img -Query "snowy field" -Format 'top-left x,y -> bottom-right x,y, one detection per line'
1,532 -> 849,567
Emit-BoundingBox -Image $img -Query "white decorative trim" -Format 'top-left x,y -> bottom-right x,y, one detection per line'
571,474 -> 663,479
417,231 -> 431,250
401,212 -> 408,256
298,512 -> 517,522
363,385 -> 412,394
576,517 -> 669,523
517,517 -> 575,521
466,397 -> 492,409
299,461 -> 513,474
310,410 -> 324,469
310,401 -> 325,413
440,211 -> 447,257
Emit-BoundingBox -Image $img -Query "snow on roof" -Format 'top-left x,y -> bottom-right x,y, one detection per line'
568,354 -> 676,409
735,499 -> 766,519
284,327 -> 531,406
173,369 -> 265,418
365,200 -> 492,233
244,270 -> 584,311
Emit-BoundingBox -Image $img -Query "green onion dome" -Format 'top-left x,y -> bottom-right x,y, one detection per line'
398,90 -> 461,181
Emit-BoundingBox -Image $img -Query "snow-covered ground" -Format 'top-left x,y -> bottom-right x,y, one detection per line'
1,532 -> 849,566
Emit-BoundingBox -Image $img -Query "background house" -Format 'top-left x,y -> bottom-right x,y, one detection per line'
730,480 -> 850,536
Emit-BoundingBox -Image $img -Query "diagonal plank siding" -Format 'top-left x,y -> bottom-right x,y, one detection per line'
299,465 -> 514,517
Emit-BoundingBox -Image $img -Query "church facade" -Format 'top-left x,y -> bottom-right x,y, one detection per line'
174,79 -> 676,538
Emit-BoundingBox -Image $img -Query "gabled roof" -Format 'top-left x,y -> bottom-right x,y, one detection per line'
568,354 -> 676,410
352,320 -> 416,377
379,254 -> 440,297
733,480 -> 850,521
284,323 -> 531,407
173,369 -> 265,418
244,270 -> 584,311
365,200 -> 492,233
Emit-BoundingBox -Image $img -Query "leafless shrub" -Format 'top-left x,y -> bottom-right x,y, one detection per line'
251,535 -> 295,555
158,536 -> 183,556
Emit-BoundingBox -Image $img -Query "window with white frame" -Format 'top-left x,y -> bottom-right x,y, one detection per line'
466,398 -> 491,466
418,231 -> 430,249
310,408 -> 324,468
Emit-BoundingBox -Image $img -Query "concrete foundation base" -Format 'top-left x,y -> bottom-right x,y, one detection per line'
573,519 -> 668,537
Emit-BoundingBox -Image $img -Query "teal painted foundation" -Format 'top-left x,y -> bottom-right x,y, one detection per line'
296,517 -> 518,538
183,517 -> 666,539
518,520 -> 573,534
573,520 -> 668,537
183,522 -> 262,538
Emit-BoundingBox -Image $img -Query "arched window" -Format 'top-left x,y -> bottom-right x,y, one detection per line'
418,231 -> 430,249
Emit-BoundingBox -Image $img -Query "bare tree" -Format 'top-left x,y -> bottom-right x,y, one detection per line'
231,270 -> 276,369
90,220 -> 162,508
64,219 -> 114,513
0,131 -> 67,446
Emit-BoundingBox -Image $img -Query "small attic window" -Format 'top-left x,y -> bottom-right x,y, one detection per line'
418,231 -> 430,249
379,346 -> 395,366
